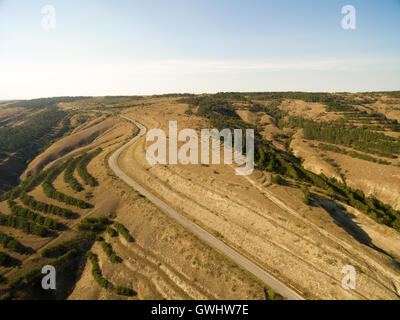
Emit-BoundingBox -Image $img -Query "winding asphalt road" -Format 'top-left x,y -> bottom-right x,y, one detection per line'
109,115 -> 304,300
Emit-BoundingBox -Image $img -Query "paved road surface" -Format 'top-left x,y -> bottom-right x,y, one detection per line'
109,115 -> 304,300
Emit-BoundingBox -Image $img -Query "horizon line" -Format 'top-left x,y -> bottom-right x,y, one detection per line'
2,89 -> 400,101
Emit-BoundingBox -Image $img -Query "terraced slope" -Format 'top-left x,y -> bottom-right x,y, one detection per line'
0,102 -> 269,300
117,99 -> 400,300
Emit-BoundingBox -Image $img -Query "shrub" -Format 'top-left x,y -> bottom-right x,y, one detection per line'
8,200 -> 63,230
77,149 -> 102,187
51,249 -> 79,268
42,181 -> 90,209
23,267 -> 41,282
64,158 -> 84,192
114,286 -> 136,296
86,251 -> 108,288
0,212 -> 49,237
41,233 -> 95,258
303,187 -> 311,205
19,192 -> 75,219
101,241 -> 121,264
106,226 -> 118,237
0,231 -> 26,254
113,222 -> 134,242
78,217 -> 110,233
272,175 -> 284,185
19,170 -> 48,193
42,163 -> 91,209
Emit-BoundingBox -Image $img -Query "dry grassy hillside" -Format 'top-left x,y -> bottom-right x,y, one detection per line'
1,93 -> 399,300
117,97 -> 400,299
0,97 -> 268,300
21,116 -> 118,179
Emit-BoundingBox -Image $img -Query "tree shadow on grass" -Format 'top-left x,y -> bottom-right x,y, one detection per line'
2,255 -> 21,268
21,246 -> 35,255
316,196 -> 400,271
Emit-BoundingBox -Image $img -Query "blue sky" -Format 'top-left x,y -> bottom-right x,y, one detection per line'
0,0 -> 399,99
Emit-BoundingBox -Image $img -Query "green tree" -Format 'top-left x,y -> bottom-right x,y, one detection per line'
272,175 -> 284,185
303,187 -> 311,205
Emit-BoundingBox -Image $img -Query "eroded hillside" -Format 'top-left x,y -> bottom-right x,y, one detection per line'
1,93 -> 400,300
0,96 -> 269,300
